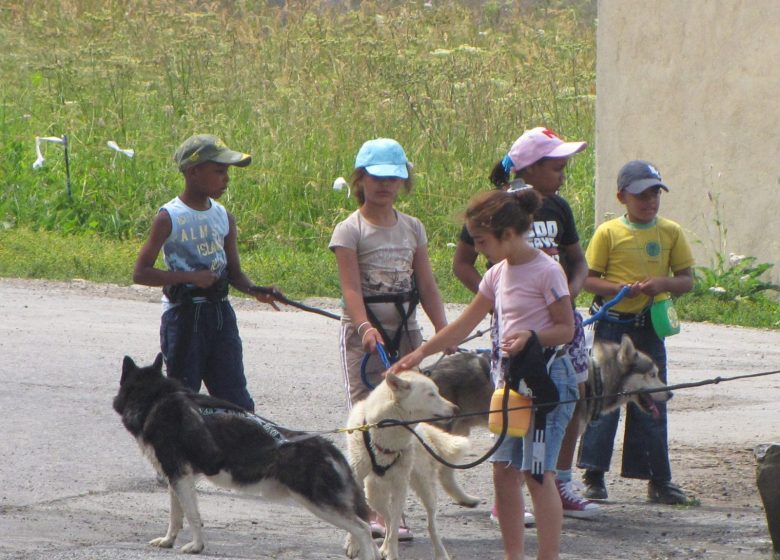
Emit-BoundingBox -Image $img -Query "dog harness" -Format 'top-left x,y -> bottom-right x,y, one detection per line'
362,422 -> 402,476
199,407 -> 288,445
585,363 -> 605,423
362,283 -> 419,362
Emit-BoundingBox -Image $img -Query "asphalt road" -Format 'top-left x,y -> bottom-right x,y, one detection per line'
1,278 -> 778,559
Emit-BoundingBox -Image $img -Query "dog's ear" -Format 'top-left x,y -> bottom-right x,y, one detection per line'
152,353 -> 164,373
385,372 -> 411,394
617,334 -> 637,364
120,356 -> 137,386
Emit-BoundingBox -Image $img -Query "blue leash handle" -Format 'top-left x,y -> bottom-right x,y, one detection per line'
582,285 -> 632,326
360,342 -> 393,390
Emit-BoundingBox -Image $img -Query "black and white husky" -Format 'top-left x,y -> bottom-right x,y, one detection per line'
113,354 -> 379,559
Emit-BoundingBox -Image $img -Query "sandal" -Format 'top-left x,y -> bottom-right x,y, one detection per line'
398,523 -> 414,542
369,518 -> 413,541
369,521 -> 385,539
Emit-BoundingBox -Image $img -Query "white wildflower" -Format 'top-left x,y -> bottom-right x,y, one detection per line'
456,44 -> 482,54
709,286 -> 727,294
446,242 -> 456,248
332,177 -> 348,192
728,253 -> 746,265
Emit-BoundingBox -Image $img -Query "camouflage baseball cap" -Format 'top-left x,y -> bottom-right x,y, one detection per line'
173,134 -> 252,171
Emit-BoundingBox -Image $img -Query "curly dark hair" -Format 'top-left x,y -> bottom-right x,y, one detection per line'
465,187 -> 542,239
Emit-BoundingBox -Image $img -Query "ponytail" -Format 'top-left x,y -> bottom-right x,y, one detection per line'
466,188 -> 541,239
489,158 -> 511,188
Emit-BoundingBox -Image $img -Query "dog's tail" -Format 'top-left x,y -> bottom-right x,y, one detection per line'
416,423 -> 471,463
353,480 -> 371,522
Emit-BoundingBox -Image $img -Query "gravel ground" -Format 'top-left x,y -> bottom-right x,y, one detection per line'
0,277 -> 778,559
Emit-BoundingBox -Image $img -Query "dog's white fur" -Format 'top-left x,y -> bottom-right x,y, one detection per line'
346,371 -> 467,560
148,467 -> 378,557
115,356 -> 379,560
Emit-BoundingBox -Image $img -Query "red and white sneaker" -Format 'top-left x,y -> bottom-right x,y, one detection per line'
556,479 -> 600,519
489,503 -> 536,526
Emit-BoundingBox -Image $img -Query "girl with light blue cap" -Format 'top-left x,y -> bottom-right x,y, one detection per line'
329,138 -> 452,541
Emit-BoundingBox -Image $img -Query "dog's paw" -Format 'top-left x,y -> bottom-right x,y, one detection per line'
180,540 -> 204,554
378,542 -> 397,560
456,495 -> 480,508
149,536 -> 175,548
344,535 -> 359,558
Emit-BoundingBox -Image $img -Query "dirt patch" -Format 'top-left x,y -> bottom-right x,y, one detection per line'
0,277 -> 777,559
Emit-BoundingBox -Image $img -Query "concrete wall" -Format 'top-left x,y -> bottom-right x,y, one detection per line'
596,0 -> 780,279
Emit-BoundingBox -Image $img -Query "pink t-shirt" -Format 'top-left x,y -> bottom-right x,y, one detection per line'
478,251 -> 569,338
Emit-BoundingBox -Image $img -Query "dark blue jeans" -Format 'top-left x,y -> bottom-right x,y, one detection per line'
576,319 -> 671,482
160,300 -> 255,412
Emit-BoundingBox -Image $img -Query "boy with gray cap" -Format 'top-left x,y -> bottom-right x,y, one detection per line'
133,134 -> 279,411
577,160 -> 694,504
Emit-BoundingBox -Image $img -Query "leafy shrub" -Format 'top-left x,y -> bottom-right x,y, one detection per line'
694,252 -> 780,302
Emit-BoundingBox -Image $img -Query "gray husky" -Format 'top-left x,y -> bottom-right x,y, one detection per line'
424,335 -> 672,505
571,333 -> 673,435
113,354 -> 379,559
426,335 -> 671,437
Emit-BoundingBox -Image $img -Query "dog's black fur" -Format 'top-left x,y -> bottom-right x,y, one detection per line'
113,354 -> 378,559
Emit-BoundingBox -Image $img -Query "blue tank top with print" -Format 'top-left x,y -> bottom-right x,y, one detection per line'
161,197 -> 229,280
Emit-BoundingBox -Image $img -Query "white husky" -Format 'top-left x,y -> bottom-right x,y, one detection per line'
345,371 -> 471,560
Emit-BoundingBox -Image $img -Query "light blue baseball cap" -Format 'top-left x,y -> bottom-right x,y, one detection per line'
354,138 -> 409,179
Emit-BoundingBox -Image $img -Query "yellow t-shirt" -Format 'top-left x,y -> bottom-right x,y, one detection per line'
586,215 -> 694,314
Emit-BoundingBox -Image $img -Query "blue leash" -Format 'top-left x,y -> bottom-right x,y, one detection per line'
582,285 -> 633,326
360,342 -> 393,390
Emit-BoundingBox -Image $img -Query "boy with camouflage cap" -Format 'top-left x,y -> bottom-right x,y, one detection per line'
133,134 -> 279,411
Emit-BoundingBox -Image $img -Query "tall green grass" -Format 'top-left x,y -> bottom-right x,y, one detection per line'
1,1 -> 595,243
2,1 -> 598,303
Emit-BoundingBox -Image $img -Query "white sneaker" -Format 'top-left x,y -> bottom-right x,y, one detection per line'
556,479 -> 600,519
490,503 -> 536,526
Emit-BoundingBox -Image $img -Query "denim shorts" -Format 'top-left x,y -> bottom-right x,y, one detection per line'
490,356 -> 578,472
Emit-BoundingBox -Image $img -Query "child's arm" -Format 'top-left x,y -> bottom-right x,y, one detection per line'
637,267 -> 694,296
560,241 -> 588,299
224,212 -> 279,308
133,210 -> 218,288
583,269 -> 639,298
390,293 -> 493,372
412,244 -> 449,334
452,241 -> 482,294
333,246 -> 383,352
501,295 -> 575,354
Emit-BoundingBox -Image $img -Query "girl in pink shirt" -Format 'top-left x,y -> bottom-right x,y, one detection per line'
393,188 -> 576,560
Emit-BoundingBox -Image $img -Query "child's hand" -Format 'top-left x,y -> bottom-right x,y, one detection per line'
389,348 -> 424,373
625,282 -> 644,298
253,286 -> 281,311
190,270 -> 219,289
501,330 -> 532,356
361,326 -> 383,353
636,277 -> 667,297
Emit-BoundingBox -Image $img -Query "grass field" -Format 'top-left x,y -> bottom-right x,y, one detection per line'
1,1 -> 778,325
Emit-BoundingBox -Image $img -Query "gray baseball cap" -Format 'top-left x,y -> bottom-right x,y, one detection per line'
617,160 -> 669,194
173,134 -> 252,171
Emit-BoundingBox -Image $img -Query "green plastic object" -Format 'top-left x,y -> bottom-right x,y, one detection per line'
651,297 -> 681,338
